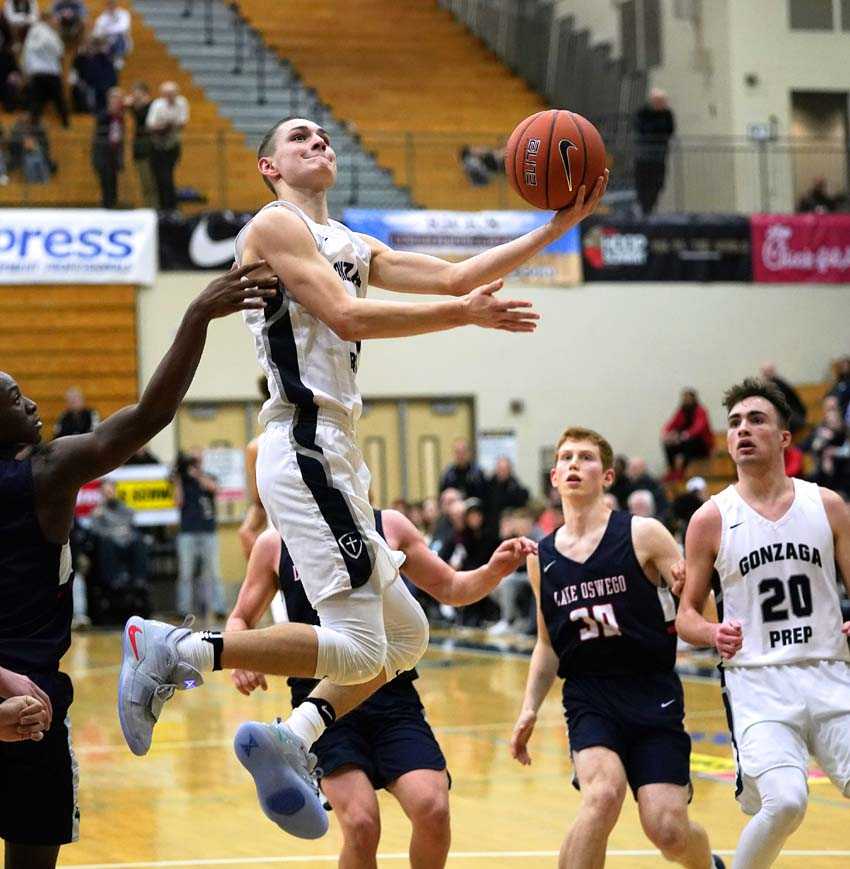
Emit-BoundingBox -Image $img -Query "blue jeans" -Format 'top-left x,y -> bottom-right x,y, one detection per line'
176,531 -> 226,615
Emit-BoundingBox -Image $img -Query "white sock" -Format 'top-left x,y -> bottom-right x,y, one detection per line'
283,702 -> 327,750
175,632 -> 216,673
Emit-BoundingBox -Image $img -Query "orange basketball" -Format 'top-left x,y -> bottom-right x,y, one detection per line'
505,109 -> 607,210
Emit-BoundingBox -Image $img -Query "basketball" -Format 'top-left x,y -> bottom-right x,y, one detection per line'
505,109 -> 607,210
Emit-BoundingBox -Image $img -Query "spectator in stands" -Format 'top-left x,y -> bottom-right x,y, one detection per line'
70,34 -> 115,114
91,84 -> 124,208
91,0 -> 130,70
459,144 -> 504,187
126,80 -> 154,206
805,397 -> 849,494
3,0 -> 37,49
633,87 -> 675,216
457,497 -> 499,626
627,489 -> 656,519
88,479 -> 147,590
670,475 -> 708,541
53,386 -> 98,437
488,506 -> 538,636
430,486 -> 463,554
661,387 -> 713,481
51,0 -> 84,50
22,10 -> 68,127
485,455 -> 529,530
607,454 -> 629,509
0,16 -> 23,112
439,436 -> 488,500
173,448 -> 227,621
797,176 -> 844,213
8,112 -> 51,177
146,80 -> 189,212
20,126 -> 48,180
829,355 -> 850,419
624,456 -> 669,520
785,442 -> 804,478
759,361 -> 807,433
420,496 -> 439,542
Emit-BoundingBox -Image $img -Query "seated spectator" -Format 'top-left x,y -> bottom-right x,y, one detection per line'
20,128 -> 48,181
91,84 -> 125,208
759,361 -> 807,433
660,387 -> 713,481
22,10 -> 68,127
70,34 -> 115,114
457,497 -> 499,626
797,176 -> 844,213
88,480 -> 148,589
624,456 -> 669,520
459,144 -> 504,187
670,475 -> 708,541
92,0 -> 130,70
488,507 -> 538,636
51,0 -> 83,50
627,488 -> 656,519
805,398 -> 849,494
485,455 -> 529,531
8,112 -> 53,176
53,386 -> 98,437
4,0 -> 38,49
439,437 -> 488,501
829,355 -> 850,419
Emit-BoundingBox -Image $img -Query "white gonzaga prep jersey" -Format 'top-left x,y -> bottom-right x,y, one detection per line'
712,478 -> 849,667
235,200 -> 371,425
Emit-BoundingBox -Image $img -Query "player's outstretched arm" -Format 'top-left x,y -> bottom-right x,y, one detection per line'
246,210 -> 538,340
676,502 -> 742,659
226,528 -> 281,694
380,509 -> 537,605
363,171 -> 608,296
820,487 -> 850,635
510,555 -> 558,766
40,264 -> 277,501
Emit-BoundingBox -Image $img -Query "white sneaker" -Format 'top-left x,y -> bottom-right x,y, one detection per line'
117,616 -> 203,756
234,719 -> 328,839
487,619 -> 512,636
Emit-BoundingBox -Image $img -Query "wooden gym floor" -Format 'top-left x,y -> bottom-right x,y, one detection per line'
6,633 -> 849,868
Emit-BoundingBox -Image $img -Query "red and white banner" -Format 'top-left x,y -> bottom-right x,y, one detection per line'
751,213 -> 850,283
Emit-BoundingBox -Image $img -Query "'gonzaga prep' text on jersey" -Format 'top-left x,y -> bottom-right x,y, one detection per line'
235,200 -> 371,425
538,511 -> 678,679
712,478 -> 849,667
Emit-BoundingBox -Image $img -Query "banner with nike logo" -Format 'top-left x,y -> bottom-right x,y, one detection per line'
158,211 -> 254,270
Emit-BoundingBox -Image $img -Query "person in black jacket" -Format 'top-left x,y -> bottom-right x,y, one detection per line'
438,437 -> 488,501
91,85 -> 124,208
634,88 -> 675,216
485,456 -> 529,531
53,387 -> 98,439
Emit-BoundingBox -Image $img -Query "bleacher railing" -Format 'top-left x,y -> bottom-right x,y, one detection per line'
1,129 -> 846,215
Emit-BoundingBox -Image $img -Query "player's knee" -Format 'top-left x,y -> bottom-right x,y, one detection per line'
408,788 -> 451,839
314,624 -> 387,685
644,811 -> 688,858
384,599 -> 429,676
340,807 -> 381,855
768,790 -> 807,834
583,781 -> 625,826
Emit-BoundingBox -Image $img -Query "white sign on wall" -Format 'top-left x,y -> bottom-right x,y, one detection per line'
0,209 -> 158,284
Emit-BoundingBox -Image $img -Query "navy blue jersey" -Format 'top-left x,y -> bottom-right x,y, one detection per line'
280,510 -> 418,706
0,457 -> 74,675
539,511 -> 676,679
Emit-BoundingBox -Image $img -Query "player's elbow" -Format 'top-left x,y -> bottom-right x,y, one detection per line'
331,302 -> 365,342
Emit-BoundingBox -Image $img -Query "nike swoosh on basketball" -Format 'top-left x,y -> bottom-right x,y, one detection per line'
660,699 -> 676,708
189,217 -> 238,267
543,561 -> 556,573
558,138 -> 577,192
730,521 -> 745,529
128,624 -> 143,660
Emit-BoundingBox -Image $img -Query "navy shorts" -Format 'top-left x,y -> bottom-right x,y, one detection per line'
0,671 -> 79,845
563,670 -> 691,798
308,680 -> 448,791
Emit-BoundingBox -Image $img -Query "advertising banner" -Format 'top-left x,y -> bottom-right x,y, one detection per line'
75,464 -> 178,526
159,211 -> 251,270
343,209 -> 583,286
581,214 -> 752,282
0,209 -> 157,284
751,213 -> 850,283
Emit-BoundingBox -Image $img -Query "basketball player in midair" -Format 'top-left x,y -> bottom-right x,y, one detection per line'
510,427 -> 724,869
229,510 -> 535,869
118,116 -> 608,838
0,263 -> 276,869
677,379 -> 850,869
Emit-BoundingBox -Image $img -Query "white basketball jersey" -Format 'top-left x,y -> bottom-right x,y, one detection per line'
712,478 -> 849,668
235,200 -> 371,425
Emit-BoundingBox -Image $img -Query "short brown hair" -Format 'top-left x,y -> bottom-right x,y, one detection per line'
256,116 -> 300,194
722,377 -> 792,428
555,427 -> 614,470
